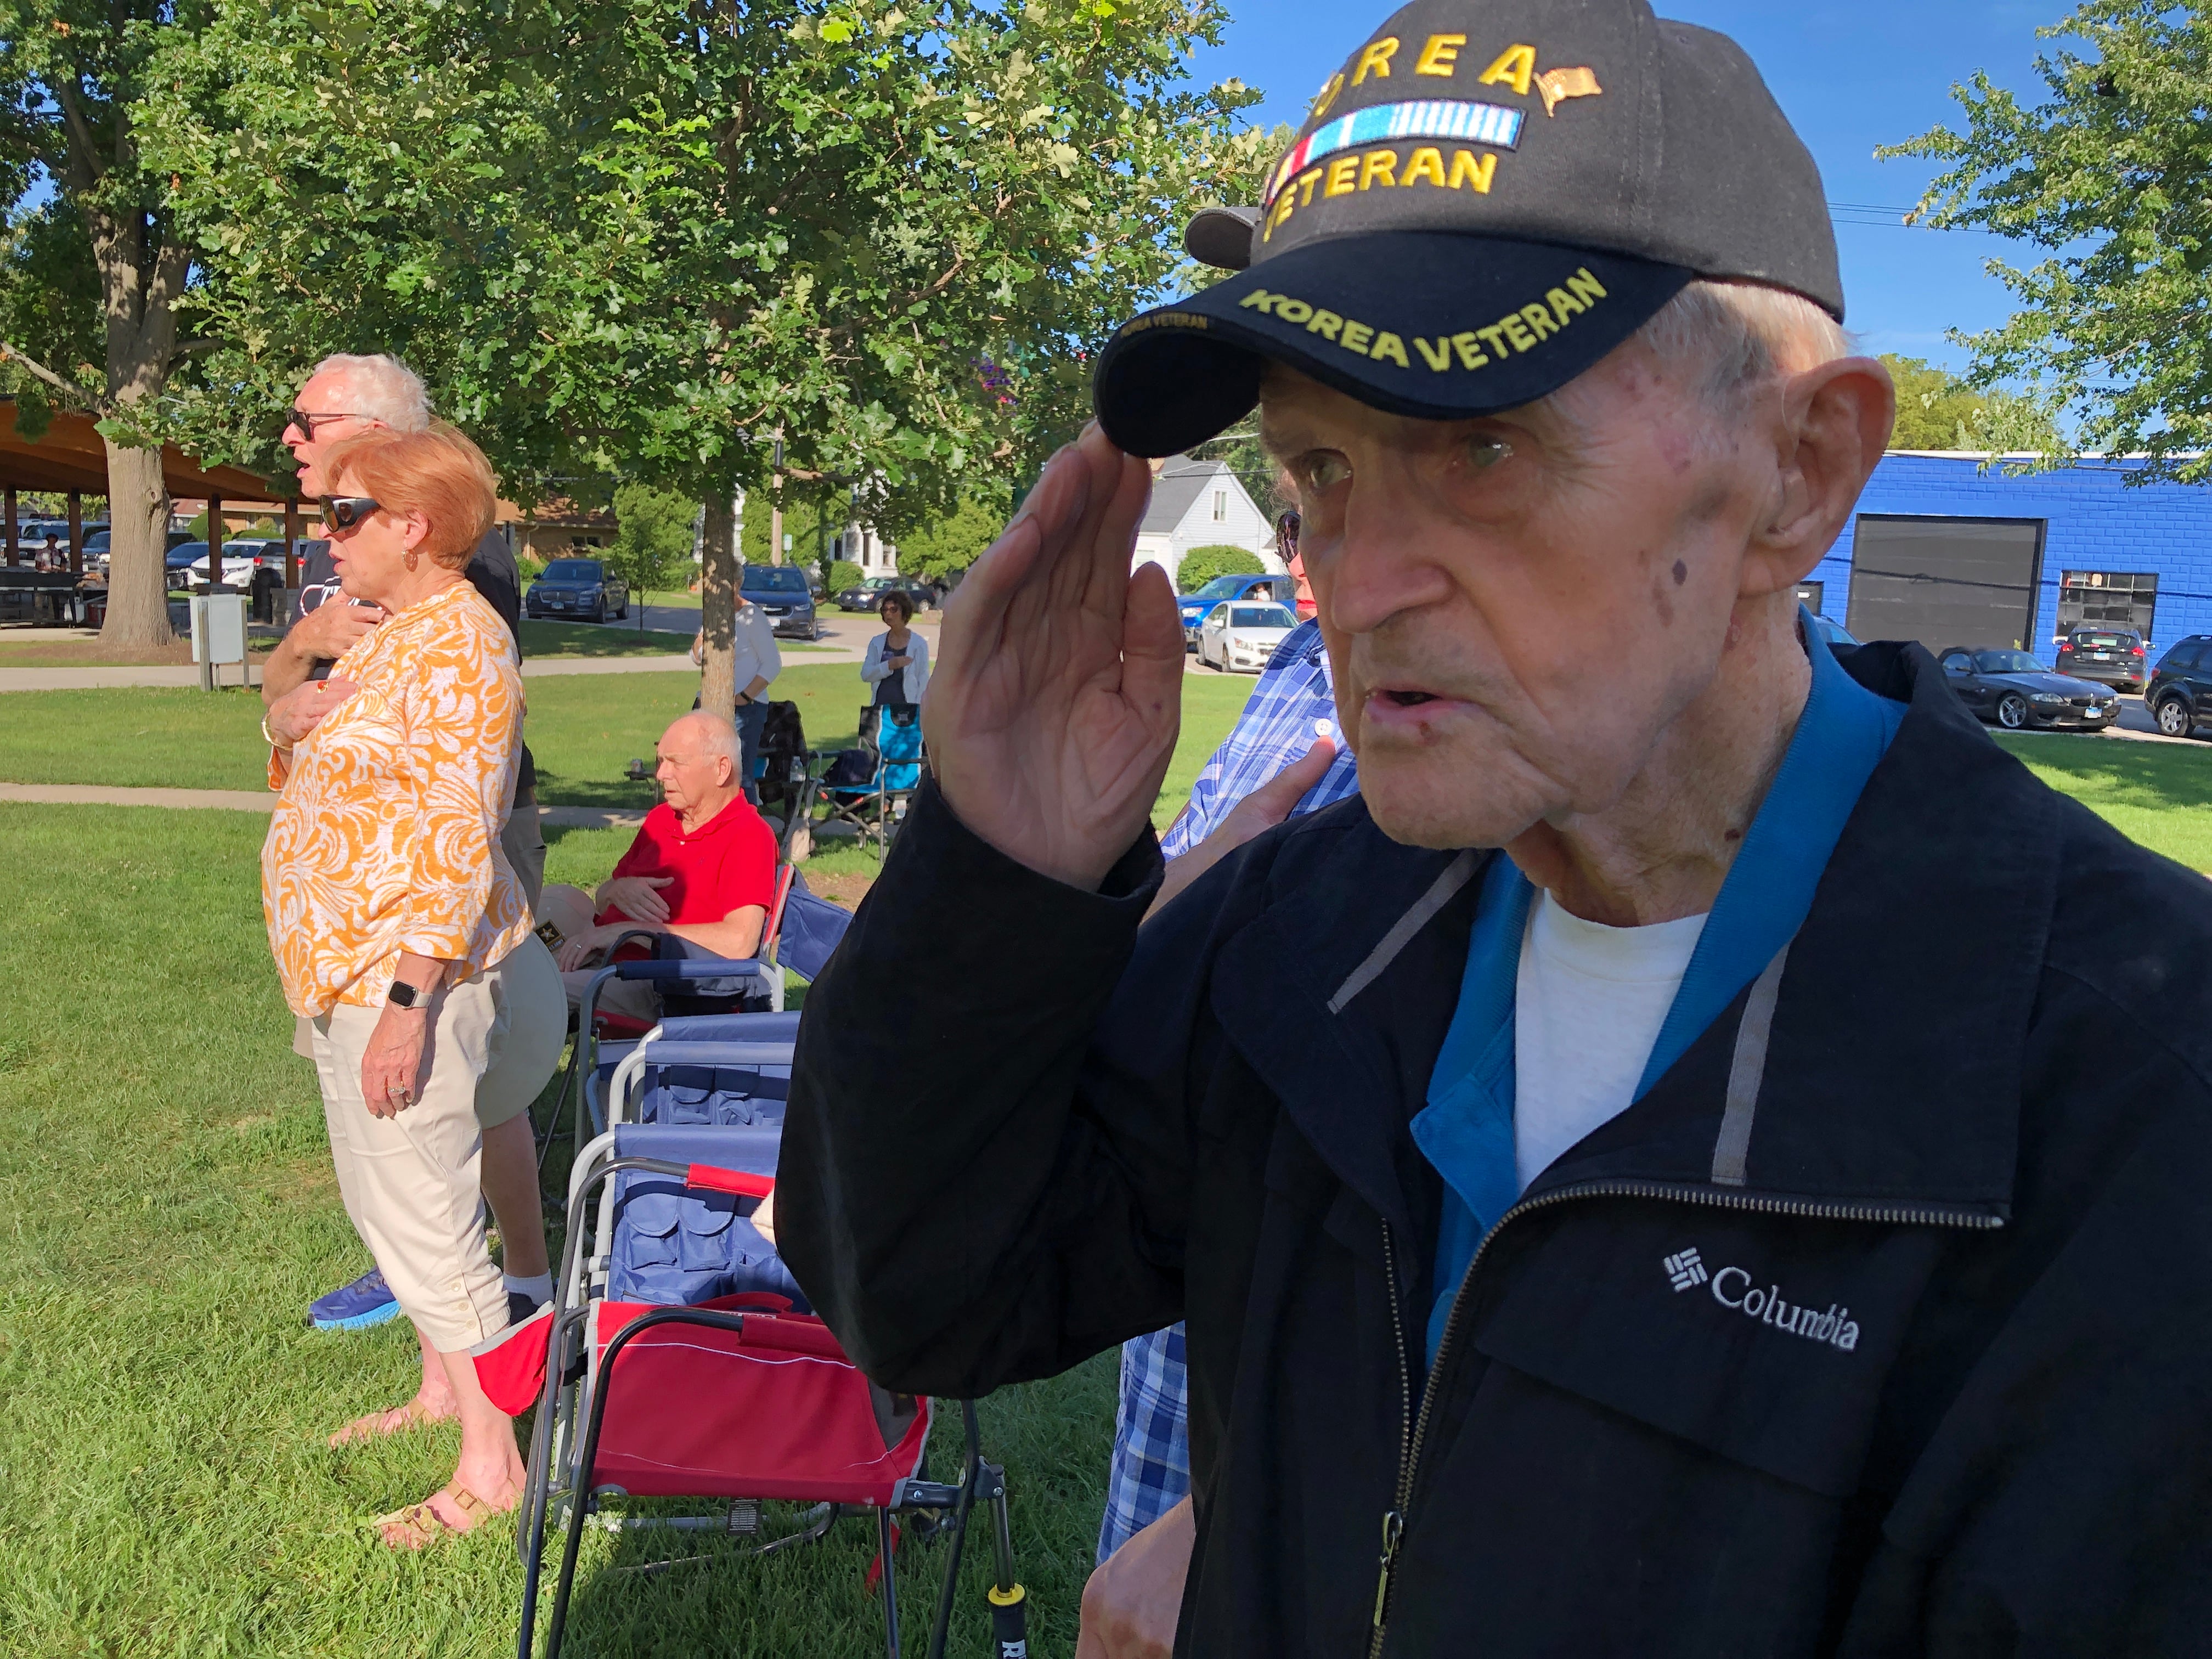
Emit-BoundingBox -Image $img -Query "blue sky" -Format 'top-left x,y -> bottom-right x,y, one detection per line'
1188,1 -> 2076,374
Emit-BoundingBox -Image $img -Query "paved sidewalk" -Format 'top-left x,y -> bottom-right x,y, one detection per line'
0,782 -> 652,832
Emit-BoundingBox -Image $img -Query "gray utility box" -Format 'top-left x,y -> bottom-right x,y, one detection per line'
190,591 -> 253,690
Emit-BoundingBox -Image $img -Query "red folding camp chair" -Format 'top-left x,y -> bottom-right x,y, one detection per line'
486,1133 -> 1029,1658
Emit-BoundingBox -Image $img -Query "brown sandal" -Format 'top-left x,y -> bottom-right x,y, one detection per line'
329,1396 -> 451,1447
374,1482 -> 501,1550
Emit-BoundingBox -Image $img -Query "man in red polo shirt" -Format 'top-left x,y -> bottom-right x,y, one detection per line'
541,710 -> 778,1021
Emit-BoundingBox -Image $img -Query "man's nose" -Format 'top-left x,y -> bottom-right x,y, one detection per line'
1320,484 -> 1454,637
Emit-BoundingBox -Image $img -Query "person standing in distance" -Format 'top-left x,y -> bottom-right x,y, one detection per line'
691,584 -> 782,803
267,352 -> 556,1336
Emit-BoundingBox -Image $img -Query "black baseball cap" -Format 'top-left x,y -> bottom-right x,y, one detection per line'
1094,0 -> 1842,458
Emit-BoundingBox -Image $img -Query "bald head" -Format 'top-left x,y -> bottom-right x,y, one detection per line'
654,712 -> 747,825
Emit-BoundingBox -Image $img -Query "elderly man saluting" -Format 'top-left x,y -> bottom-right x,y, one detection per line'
539,710 -> 778,1023
782,2 -> 2212,1653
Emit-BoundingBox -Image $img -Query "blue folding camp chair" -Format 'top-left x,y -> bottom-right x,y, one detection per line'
817,704 -> 924,853
555,869 -> 854,1150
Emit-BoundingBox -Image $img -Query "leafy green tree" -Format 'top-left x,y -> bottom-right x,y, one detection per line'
1175,543 -> 1264,588
894,488 -> 1011,584
1880,0 -> 2200,474
143,0 -> 1269,718
1880,355 -> 2058,451
603,482 -> 697,630
0,0 -> 226,646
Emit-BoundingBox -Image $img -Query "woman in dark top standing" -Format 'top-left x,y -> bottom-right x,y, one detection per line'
860,591 -> 929,708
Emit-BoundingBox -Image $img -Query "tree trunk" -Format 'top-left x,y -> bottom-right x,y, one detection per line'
100,439 -> 173,647
698,488 -> 738,721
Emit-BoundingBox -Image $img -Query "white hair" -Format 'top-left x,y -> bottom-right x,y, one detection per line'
1634,279 -> 1854,407
312,352 -> 431,432
667,711 -> 742,769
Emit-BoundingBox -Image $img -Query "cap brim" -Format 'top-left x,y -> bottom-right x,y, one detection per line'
1184,205 -> 1259,272
1094,232 -> 1693,458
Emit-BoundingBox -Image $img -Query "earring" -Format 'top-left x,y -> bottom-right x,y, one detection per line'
403,550 -> 420,572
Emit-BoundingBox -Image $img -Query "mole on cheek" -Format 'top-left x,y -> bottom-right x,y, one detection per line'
1672,560 -> 1688,586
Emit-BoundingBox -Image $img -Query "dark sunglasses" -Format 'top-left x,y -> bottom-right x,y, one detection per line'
318,495 -> 383,531
284,408 -> 370,438
1275,509 -> 1301,552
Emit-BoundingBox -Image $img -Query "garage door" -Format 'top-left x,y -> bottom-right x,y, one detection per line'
1847,516 -> 2046,652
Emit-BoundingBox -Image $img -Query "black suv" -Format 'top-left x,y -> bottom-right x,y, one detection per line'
2053,627 -> 2149,692
2145,635 -> 2212,737
526,557 -> 628,622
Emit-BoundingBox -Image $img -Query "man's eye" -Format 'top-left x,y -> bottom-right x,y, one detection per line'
1296,453 -> 1351,494
1465,437 -> 1513,470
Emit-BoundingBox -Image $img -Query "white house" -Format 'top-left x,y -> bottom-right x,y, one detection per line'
721,486 -> 899,574
1130,454 -> 1281,586
828,519 -> 899,575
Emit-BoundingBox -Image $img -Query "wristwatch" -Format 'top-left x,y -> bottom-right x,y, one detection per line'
387,980 -> 425,1011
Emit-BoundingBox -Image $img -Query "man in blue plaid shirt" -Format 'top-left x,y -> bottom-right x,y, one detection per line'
1097,596 -> 1360,1570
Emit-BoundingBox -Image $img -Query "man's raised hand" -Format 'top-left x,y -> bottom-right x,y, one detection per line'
925,426 -> 1183,891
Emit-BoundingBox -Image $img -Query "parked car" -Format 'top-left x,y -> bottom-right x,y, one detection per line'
2145,634 -> 2212,737
1808,615 -> 1860,649
833,574 -> 938,613
163,541 -> 260,586
1936,646 -> 2119,732
1197,600 -> 1299,674
1176,573 -> 1291,647
2052,627 -> 2149,692
526,557 -> 628,622
741,562 -> 820,639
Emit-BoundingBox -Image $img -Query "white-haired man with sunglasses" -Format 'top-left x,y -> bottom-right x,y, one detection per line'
263,351 -> 556,1341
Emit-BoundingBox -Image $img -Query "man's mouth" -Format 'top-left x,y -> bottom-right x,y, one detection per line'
1376,688 -> 1438,708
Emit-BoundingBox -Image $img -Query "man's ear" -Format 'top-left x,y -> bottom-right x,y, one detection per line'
1745,356 -> 1894,597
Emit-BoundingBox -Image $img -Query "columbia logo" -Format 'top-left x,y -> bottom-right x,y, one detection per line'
1663,1248 -> 1708,1291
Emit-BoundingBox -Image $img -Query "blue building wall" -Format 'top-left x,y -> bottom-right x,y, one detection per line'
1808,453 -> 2212,651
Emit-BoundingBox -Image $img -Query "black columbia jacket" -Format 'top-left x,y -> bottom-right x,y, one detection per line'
781,643 -> 2212,1656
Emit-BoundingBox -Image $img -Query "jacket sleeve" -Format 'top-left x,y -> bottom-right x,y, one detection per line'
780,780 -> 1250,1398
859,634 -> 890,685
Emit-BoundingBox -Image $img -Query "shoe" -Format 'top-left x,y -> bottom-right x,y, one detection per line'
310,1267 -> 403,1331
507,1290 -> 551,1327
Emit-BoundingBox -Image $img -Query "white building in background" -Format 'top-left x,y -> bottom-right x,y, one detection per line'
718,486 -> 898,573
1129,454 -> 1279,585
828,519 -> 899,575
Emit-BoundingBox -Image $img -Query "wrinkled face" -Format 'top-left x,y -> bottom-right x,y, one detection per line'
654,721 -> 736,812
285,369 -> 383,497
1262,344 -> 1778,849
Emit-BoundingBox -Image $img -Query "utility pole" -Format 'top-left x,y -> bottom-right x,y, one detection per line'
769,430 -> 785,566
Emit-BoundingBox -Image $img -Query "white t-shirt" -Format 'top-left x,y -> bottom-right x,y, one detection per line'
1513,890 -> 1708,1192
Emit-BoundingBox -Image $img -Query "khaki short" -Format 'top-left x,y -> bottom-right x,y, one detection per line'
290,933 -> 565,1130
307,950 -> 558,1350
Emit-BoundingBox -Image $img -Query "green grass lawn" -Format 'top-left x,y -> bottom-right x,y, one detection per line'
1994,731 -> 2212,870
0,802 -> 1114,1657
0,661 -> 1267,833
517,619 -> 698,659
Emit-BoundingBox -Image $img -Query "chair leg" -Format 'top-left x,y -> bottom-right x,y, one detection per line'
925,1402 -> 985,1659
879,1505 -> 901,1659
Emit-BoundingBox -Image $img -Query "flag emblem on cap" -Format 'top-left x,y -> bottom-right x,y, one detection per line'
1533,66 -> 1602,117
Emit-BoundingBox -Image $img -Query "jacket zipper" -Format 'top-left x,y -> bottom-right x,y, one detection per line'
1364,1178 -> 2001,1657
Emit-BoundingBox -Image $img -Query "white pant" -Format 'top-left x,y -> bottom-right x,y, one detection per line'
308,948 -> 556,1350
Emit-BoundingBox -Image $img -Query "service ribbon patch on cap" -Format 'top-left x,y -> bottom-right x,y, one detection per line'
1265,99 -> 1525,207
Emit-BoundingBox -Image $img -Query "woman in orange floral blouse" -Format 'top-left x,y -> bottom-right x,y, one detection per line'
261,422 -> 562,1547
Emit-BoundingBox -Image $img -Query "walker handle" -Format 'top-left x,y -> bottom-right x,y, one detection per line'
685,1164 -> 775,1199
